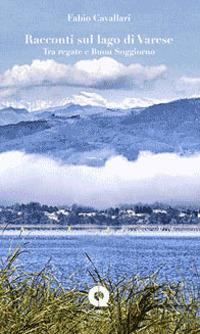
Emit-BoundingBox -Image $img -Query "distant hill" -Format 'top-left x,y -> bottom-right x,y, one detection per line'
0,107 -> 34,125
0,120 -> 50,140
0,98 -> 199,165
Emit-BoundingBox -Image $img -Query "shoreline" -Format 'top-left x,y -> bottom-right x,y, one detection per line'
0,224 -> 200,237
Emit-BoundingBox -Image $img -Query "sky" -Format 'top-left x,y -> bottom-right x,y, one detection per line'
0,0 -> 200,110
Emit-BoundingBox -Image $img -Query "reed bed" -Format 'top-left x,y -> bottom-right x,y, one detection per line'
0,248 -> 199,334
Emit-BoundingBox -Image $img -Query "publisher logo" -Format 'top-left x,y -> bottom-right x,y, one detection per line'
88,285 -> 110,307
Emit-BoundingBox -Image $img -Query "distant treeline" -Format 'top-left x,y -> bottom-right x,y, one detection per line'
0,202 -> 199,226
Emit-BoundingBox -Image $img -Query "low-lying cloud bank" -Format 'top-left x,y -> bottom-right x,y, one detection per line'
0,151 -> 200,208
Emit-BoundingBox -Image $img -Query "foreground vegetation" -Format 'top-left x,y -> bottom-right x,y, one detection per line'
0,249 -> 199,334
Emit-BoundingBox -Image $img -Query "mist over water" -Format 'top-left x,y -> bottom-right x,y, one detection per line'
0,150 -> 200,207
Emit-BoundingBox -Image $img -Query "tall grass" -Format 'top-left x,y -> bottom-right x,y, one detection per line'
0,248 -> 199,334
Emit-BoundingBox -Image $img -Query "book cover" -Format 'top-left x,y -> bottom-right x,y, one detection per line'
0,1 -> 199,333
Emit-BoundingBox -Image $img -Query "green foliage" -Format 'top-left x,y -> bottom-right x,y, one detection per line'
0,248 -> 199,334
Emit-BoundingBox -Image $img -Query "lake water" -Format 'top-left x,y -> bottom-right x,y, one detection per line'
0,233 -> 199,287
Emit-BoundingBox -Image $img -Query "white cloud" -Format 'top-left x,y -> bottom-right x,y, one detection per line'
0,151 -> 200,208
0,58 -> 167,91
176,76 -> 200,94
0,88 -> 16,98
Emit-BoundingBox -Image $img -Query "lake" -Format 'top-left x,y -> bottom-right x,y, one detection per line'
0,232 -> 199,287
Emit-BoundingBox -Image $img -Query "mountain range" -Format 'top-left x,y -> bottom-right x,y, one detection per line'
0,98 -> 200,166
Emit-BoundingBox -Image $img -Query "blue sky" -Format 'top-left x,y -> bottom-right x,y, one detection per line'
0,0 -> 200,109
